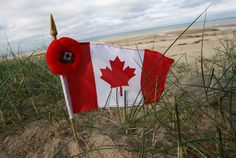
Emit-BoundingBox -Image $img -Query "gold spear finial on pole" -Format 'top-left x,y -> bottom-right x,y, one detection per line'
49,14 -> 78,144
50,14 -> 58,40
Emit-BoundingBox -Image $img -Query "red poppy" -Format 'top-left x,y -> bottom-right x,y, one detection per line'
46,37 -> 81,75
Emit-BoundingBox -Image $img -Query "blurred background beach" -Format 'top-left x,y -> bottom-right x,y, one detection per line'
100,17 -> 236,63
2,17 -> 236,65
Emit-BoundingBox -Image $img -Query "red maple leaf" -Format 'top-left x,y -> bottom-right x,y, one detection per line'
100,56 -> 136,96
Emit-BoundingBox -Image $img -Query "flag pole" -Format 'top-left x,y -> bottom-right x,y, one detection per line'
50,14 -> 78,144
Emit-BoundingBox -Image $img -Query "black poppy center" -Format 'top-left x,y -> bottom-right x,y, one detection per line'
60,51 -> 74,63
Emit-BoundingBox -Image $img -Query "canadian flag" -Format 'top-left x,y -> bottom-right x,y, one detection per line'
46,37 -> 174,115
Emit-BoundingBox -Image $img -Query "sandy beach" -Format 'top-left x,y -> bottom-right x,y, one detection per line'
101,22 -> 236,64
7,21 -> 236,64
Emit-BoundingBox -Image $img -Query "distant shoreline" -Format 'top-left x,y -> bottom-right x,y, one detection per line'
101,20 -> 236,64
1,17 -> 236,60
88,16 -> 236,41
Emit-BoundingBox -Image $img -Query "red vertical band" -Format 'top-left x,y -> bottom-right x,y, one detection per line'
66,42 -> 98,112
141,50 -> 174,103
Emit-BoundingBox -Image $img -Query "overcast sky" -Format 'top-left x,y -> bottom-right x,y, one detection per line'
0,0 -> 236,53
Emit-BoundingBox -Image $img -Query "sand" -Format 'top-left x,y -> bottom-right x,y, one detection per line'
101,22 -> 236,64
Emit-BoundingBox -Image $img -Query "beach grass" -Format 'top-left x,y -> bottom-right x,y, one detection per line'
1,16 -> 236,158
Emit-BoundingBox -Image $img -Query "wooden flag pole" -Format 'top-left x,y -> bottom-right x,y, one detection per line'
50,14 -> 78,144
